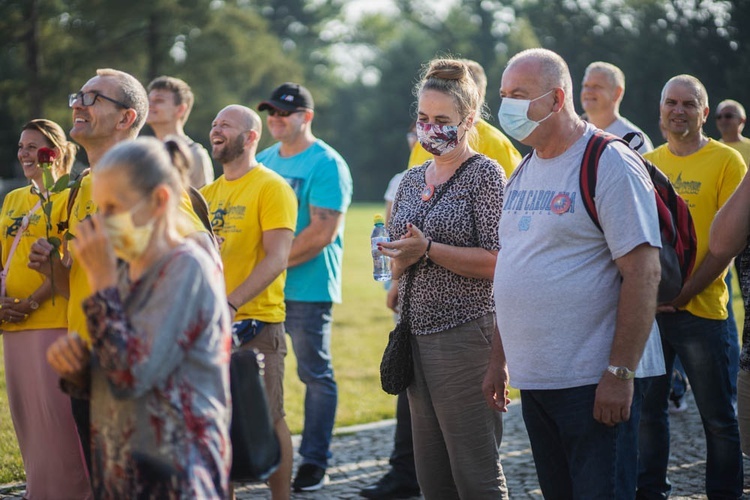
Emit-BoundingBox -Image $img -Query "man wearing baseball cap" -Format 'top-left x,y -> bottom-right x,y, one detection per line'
257,82 -> 353,492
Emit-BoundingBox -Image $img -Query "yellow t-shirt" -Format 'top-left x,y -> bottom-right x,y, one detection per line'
67,175 -> 97,341
201,165 -> 297,323
67,175 -> 209,343
722,137 -> 750,166
408,119 -> 522,176
0,186 -> 69,331
645,140 -> 747,319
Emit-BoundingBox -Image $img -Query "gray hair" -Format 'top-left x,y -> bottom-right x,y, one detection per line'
584,61 -> 625,92
661,74 -> 709,110
96,68 -> 149,137
717,99 -> 746,119
507,48 -> 574,108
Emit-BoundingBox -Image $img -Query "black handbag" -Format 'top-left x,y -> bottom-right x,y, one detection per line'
379,271 -> 415,395
229,347 -> 281,482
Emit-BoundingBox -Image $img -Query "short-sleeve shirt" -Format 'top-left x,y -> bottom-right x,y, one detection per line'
389,154 -> 505,335
408,119 -> 522,177
722,137 -> 750,166
645,140 -> 747,319
258,140 -> 353,303
605,116 -> 654,153
494,124 -> 663,390
201,165 -> 298,322
0,186 -> 69,330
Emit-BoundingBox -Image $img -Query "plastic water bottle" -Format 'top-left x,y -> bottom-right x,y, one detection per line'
371,214 -> 392,281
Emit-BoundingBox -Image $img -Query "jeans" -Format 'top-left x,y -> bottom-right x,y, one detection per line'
521,379 -> 647,500
638,311 -> 743,499
725,270 -> 740,406
285,301 -> 337,469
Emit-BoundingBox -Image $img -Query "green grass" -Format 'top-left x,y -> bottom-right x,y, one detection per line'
0,203 -> 745,483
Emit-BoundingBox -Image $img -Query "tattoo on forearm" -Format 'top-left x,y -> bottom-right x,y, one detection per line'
311,206 -> 341,221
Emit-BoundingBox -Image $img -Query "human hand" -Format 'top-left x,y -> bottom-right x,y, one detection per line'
46,333 -> 90,386
0,297 -> 28,324
27,238 -> 58,278
482,361 -> 511,413
379,223 -> 429,272
593,373 -> 634,426
70,214 -> 118,292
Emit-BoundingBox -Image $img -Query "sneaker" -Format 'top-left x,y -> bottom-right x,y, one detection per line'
669,395 -> 688,413
293,463 -> 329,492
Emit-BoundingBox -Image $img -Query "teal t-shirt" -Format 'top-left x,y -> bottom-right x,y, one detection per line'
257,139 -> 353,303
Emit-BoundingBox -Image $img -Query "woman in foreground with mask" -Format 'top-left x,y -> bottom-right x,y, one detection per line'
46,137 -> 231,498
378,58 -> 508,499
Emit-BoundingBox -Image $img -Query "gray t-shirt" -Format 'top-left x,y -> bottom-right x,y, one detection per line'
494,124 -> 664,390
606,116 -> 655,153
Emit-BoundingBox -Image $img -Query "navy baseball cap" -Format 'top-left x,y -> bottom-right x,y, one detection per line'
257,82 -> 314,112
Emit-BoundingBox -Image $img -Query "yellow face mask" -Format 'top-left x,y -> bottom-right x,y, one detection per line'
103,200 -> 156,262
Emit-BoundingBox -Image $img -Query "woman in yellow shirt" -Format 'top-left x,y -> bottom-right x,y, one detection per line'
1,119 -> 91,498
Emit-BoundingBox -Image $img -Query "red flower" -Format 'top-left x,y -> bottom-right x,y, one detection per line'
37,147 -> 57,165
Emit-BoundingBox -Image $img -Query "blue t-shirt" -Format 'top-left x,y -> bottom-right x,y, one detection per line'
257,139 -> 353,303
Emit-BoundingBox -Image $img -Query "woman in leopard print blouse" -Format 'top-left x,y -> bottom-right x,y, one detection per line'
380,58 -> 508,499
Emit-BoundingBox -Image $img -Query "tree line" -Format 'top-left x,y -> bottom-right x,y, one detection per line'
1,0 -> 748,200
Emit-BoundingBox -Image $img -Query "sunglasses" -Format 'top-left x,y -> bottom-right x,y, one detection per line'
268,108 -> 305,117
716,113 -> 739,120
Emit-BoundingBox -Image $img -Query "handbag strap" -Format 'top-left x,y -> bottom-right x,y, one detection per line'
398,154 -> 479,321
1,198 -> 43,296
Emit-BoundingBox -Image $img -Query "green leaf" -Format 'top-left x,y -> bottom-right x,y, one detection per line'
52,174 -> 70,193
43,202 -> 52,218
63,231 -> 76,241
47,236 -> 61,250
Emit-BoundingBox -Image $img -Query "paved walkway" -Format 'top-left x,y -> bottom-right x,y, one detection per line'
2,391 -> 748,498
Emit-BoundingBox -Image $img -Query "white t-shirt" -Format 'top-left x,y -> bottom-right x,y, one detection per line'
606,116 -> 655,153
384,171 -> 406,202
494,124 -> 665,390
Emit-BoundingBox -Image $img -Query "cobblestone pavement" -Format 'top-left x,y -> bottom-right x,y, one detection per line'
2,391 -> 748,499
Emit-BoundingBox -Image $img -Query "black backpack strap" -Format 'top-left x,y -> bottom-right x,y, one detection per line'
622,131 -> 645,152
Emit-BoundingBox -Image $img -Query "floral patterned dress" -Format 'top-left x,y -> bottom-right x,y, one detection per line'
69,241 -> 232,499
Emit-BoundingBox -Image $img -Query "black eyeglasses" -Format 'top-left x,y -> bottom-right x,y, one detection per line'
268,108 -> 304,117
69,91 -> 129,109
716,113 -> 739,120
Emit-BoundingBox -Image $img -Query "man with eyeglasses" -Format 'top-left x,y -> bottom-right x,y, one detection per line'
716,99 -> 750,166
256,82 -> 353,493
29,68 -> 149,472
637,75 -> 745,499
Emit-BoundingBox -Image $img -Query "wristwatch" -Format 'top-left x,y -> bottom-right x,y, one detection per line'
27,298 -> 39,310
606,365 -> 635,380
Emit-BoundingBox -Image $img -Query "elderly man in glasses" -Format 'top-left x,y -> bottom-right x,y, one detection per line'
716,99 -> 750,166
30,69 -> 149,472
256,83 -> 353,493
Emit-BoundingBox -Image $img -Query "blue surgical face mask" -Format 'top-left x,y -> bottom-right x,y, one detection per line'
497,89 -> 555,141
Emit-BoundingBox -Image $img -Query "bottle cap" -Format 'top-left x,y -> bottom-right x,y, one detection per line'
373,214 -> 385,225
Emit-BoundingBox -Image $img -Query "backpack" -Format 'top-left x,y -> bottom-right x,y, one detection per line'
579,131 -> 697,303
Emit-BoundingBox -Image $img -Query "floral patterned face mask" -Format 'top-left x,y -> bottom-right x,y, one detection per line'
415,120 -> 463,156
